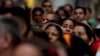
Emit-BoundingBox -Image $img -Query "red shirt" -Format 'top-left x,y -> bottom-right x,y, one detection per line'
91,40 -> 100,53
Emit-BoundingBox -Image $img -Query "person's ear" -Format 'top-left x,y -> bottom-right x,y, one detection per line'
3,33 -> 12,49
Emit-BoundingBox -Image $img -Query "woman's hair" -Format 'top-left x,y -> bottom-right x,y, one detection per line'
45,23 -> 66,44
76,23 -> 95,41
59,19 -> 76,27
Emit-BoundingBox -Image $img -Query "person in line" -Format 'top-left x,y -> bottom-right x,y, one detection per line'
0,16 -> 21,56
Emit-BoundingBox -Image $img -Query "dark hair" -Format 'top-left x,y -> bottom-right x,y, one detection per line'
41,0 -> 52,7
76,23 -> 94,41
0,16 -> 21,47
11,7 -> 31,37
56,6 -> 70,18
0,7 -> 12,14
94,29 -> 100,38
45,23 -> 66,44
87,7 -> 92,13
32,7 -> 44,16
31,25 -> 49,42
69,35 -> 91,56
59,19 -> 76,27
0,7 -> 31,37
74,7 -> 87,15
64,4 -> 73,12
56,6 -> 64,15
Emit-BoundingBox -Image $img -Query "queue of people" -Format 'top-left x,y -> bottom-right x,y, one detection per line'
0,0 -> 99,56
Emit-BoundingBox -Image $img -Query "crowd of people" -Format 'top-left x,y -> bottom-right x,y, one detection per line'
0,0 -> 100,56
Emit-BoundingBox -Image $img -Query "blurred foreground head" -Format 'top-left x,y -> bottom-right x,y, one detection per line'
14,42 -> 42,56
0,16 -> 21,56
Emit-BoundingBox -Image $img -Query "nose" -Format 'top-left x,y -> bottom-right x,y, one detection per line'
76,14 -> 80,18
66,27 -> 70,32
48,33 -> 52,39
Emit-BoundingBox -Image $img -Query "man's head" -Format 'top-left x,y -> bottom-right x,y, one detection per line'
0,16 -> 21,52
73,7 -> 87,23
32,7 -> 44,24
41,0 -> 53,13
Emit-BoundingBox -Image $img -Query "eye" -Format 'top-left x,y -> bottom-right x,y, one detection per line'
79,12 -> 83,15
52,33 -> 58,36
62,25 -> 68,28
70,25 -> 74,29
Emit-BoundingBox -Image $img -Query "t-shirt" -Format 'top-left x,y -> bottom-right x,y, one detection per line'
88,18 -> 97,29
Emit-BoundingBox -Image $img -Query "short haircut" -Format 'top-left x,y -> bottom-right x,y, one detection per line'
74,7 -> 87,15
0,16 -> 21,47
41,0 -> 52,7
32,7 -> 44,16
11,7 -> 31,37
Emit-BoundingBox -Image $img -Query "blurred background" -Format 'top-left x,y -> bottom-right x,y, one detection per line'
0,0 -> 99,16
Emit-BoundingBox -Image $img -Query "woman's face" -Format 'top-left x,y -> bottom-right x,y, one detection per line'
73,25 -> 88,43
45,26 -> 59,43
61,20 -> 74,34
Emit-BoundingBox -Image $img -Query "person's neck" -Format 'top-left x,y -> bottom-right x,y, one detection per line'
0,47 -> 13,56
